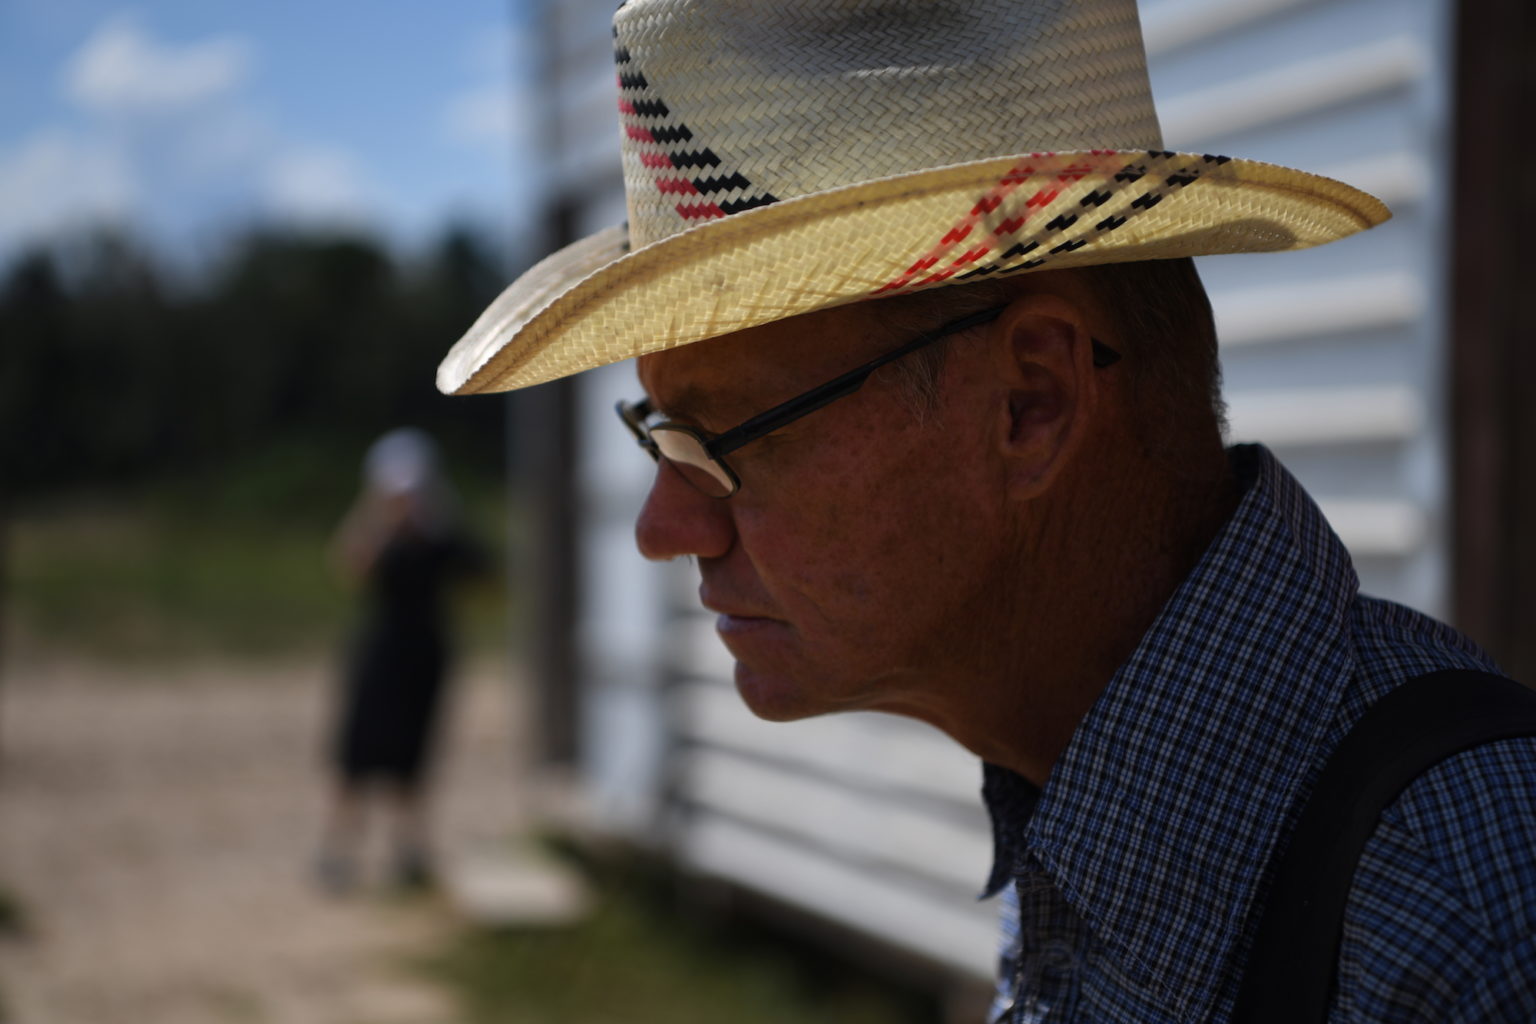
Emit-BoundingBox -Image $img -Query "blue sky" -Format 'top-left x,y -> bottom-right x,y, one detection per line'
0,0 -> 538,265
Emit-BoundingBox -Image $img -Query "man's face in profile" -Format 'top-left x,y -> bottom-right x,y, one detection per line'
633,300 -> 1019,725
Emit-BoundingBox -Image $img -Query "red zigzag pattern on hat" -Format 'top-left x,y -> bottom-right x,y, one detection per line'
874,151 -> 1233,294
615,41 -> 778,223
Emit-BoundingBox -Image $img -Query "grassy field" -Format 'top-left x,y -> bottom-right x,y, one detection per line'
3,470 -> 517,663
418,855 -> 938,1024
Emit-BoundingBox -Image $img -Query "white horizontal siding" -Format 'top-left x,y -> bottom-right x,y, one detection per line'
1158,35 -> 1423,145
1319,151 -> 1428,209
1317,499 -> 1427,557
677,746 -> 991,893
1226,386 -> 1420,446
1215,271 -> 1423,348
1149,0 -> 1447,612
1142,0 -> 1327,56
681,816 -> 997,978
673,676 -> 986,806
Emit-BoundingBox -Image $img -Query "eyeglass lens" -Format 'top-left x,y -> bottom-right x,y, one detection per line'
651,426 -> 736,497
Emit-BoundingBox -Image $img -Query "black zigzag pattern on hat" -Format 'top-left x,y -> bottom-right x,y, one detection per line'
956,152 -> 1230,282
670,149 -> 721,169
629,98 -> 669,118
615,43 -> 777,219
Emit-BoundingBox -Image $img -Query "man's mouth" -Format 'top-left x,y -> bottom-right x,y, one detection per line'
715,611 -> 775,631
699,584 -> 777,625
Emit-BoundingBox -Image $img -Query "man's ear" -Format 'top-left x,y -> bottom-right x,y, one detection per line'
990,292 -> 1103,501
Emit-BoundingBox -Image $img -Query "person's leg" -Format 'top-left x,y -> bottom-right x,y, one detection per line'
316,779 -> 368,893
387,779 -> 435,889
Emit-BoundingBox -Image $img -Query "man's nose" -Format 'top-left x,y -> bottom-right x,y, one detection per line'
634,460 -> 736,561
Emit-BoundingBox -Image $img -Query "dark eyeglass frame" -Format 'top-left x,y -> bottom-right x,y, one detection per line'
617,303 -> 1121,498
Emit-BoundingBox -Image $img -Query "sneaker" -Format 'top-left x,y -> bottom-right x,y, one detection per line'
314,853 -> 357,896
392,851 -> 436,892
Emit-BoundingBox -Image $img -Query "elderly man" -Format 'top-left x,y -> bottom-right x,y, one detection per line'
440,0 -> 1536,1020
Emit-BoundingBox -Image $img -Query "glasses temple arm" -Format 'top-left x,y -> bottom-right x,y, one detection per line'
706,305 -> 1009,458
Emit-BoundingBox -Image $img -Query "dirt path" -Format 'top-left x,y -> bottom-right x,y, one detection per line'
0,655 -> 530,1024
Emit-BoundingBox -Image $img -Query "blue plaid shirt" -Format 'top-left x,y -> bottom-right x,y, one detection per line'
982,445 -> 1536,1023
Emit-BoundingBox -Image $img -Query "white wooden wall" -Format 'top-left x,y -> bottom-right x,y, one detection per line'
1147,0 -> 1450,614
534,0 -> 1454,984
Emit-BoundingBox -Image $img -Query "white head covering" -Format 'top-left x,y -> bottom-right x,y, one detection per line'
363,427 -> 456,535
365,427 -> 437,496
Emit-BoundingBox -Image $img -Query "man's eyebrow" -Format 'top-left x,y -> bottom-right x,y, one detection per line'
652,384 -> 729,424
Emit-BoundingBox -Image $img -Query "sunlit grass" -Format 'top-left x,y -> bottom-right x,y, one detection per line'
5,471 -> 516,663
11,504 -> 341,659
417,858 -> 937,1024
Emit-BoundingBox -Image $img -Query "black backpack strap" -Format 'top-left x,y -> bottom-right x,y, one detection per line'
1233,669 -> 1536,1024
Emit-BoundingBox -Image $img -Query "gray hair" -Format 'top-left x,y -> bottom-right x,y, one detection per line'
866,258 -> 1228,449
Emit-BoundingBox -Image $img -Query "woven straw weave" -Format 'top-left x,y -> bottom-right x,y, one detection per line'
439,0 -> 1389,396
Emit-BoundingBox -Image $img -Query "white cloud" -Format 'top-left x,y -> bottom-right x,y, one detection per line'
0,129 -> 136,248
26,15 -> 383,242
443,85 -> 525,151
9,12 -> 495,257
262,145 -> 379,227
174,106 -> 274,175
442,22 -> 534,156
464,23 -> 524,78
64,15 -> 251,114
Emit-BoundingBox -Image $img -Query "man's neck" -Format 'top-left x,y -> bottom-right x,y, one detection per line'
937,448 -> 1243,785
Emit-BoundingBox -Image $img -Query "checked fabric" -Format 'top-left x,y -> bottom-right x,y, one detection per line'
982,445 -> 1536,1023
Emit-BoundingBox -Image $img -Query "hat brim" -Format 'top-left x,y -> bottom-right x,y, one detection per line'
438,150 -> 1389,395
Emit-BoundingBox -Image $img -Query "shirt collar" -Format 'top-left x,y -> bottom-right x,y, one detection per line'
984,444 -> 1362,1021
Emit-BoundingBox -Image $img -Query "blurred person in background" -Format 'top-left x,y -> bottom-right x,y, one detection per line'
318,427 -> 484,892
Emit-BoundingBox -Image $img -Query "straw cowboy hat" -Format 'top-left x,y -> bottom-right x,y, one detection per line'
438,0 -> 1389,396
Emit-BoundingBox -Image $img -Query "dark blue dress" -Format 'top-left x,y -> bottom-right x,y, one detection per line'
333,526 -> 479,787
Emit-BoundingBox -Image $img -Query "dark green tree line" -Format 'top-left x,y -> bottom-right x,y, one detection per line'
0,226 -> 517,505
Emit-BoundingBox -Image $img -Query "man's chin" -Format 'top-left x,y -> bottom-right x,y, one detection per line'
732,661 -> 829,722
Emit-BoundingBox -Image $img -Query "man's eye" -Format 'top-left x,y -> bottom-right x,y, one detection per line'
747,429 -> 796,456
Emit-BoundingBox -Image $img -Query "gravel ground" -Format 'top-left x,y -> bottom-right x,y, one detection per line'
0,654 -> 530,1024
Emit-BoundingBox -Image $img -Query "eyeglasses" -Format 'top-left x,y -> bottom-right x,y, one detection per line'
617,304 -> 1122,498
